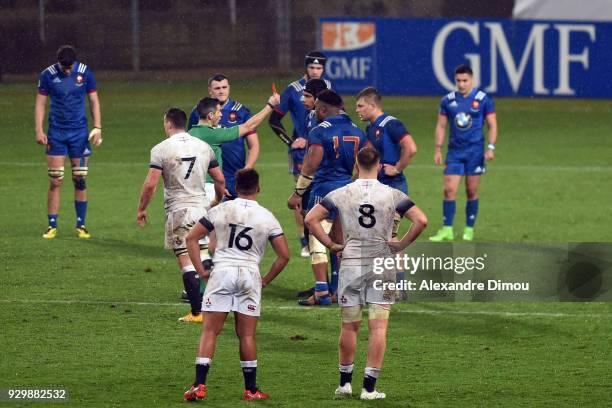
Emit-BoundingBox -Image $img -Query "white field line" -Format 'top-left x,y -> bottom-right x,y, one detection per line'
1,161 -> 611,173
0,299 -> 608,318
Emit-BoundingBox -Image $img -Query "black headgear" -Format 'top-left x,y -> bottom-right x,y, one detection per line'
304,79 -> 328,98
304,51 -> 327,67
315,90 -> 343,108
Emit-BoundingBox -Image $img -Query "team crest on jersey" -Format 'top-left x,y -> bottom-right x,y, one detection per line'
228,111 -> 238,123
75,74 -> 84,86
375,128 -> 382,138
471,100 -> 480,111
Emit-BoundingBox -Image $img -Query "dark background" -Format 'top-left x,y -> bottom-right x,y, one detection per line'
0,0 -> 513,75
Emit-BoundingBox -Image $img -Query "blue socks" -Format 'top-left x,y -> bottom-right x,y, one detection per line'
315,281 -> 329,293
75,200 -> 87,227
443,200 -> 456,226
466,199 -> 479,227
48,214 -> 58,228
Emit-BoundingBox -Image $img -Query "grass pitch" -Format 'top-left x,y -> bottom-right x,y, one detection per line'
1,77 -> 611,407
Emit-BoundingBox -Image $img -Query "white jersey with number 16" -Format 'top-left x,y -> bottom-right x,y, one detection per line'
199,198 -> 284,268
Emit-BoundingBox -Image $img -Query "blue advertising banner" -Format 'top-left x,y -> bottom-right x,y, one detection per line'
320,17 -> 612,98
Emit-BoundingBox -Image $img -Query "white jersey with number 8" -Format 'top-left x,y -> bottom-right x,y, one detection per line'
320,179 -> 414,262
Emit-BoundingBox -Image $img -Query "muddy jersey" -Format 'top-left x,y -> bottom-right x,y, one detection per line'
149,132 -> 217,211
199,198 -> 284,268
320,179 -> 414,261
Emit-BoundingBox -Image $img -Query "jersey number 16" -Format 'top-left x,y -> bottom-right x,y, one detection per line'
228,223 -> 253,250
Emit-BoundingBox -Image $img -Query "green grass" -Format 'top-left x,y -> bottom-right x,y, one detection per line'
1,78 -> 611,407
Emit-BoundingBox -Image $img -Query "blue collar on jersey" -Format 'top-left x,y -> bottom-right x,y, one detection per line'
372,113 -> 389,126
325,113 -> 351,123
221,98 -> 234,111
456,88 -> 478,99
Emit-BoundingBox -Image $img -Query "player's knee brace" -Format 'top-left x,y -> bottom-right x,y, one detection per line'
341,305 -> 363,323
368,303 -> 390,321
48,167 -> 65,184
72,166 -> 88,190
309,219 -> 333,265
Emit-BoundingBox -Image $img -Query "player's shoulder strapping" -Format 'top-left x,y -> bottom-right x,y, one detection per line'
379,115 -> 398,128
289,80 -> 304,93
474,90 -> 487,101
77,62 -> 88,74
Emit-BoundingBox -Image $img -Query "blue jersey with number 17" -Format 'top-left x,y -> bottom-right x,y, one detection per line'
308,114 -> 367,184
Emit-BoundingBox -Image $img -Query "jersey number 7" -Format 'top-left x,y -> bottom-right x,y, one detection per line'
332,136 -> 360,158
181,157 -> 196,179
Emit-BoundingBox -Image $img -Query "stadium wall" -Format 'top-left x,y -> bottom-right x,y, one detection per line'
0,0 -> 513,76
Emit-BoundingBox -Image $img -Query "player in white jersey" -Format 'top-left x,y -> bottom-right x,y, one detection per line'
137,108 -> 225,323
183,169 -> 289,402
305,147 -> 427,400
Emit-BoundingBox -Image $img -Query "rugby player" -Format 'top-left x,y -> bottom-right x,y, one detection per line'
305,147 -> 427,399
188,74 -> 260,199
269,51 -> 332,258
35,45 -> 102,239
137,108 -> 225,323
183,169 -> 289,401
287,90 -> 367,306
429,64 -> 497,241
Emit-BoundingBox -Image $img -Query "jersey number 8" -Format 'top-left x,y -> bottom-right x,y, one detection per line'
358,204 -> 376,228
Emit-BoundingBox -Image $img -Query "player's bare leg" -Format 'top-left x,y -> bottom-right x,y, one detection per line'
360,306 -> 390,400
430,175 -> 461,241
339,320 -> 360,364
463,175 -> 481,241
235,312 -> 267,400
299,220 -> 333,306
184,311 -> 227,401
336,313 -> 361,397
44,155 -> 65,238
198,311 -> 227,357
70,156 -> 90,238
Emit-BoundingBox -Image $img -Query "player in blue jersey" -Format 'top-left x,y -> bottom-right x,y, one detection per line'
293,79 -> 338,298
269,51 -> 332,257
188,74 -> 260,199
35,45 -> 102,239
429,64 -> 498,242
288,90 -> 367,306
356,87 -> 417,228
